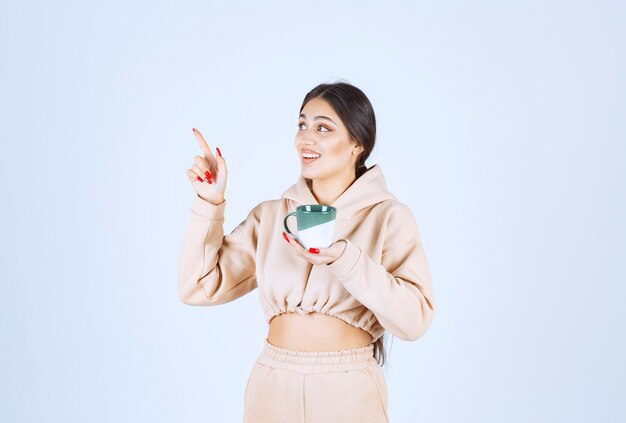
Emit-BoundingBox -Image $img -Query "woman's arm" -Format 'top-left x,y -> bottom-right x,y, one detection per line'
325,204 -> 436,341
178,195 -> 260,306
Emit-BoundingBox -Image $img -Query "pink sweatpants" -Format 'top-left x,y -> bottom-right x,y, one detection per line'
243,338 -> 390,423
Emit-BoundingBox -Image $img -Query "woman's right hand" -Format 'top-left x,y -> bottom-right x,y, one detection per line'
186,128 -> 228,206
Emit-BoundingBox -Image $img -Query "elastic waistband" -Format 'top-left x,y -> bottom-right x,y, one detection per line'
257,339 -> 376,374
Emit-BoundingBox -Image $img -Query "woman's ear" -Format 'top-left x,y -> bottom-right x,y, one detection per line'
353,143 -> 365,156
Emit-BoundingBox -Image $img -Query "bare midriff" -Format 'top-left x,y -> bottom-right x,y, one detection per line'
267,312 -> 373,352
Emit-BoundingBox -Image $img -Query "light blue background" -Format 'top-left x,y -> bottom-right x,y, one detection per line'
1,1 -> 624,422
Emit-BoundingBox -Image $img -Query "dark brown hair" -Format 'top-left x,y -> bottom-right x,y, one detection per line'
299,80 -> 389,367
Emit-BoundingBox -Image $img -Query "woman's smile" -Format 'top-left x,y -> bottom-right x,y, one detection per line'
301,156 -> 320,164
301,148 -> 322,164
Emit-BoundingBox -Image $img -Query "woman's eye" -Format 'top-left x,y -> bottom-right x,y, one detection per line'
297,123 -> 329,132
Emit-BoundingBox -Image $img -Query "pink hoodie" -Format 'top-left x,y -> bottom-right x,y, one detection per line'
178,164 -> 436,342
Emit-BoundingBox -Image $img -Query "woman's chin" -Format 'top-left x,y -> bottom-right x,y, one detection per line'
300,167 -> 316,179
301,166 -> 335,181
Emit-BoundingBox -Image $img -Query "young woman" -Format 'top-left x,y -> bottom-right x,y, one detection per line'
179,81 -> 436,422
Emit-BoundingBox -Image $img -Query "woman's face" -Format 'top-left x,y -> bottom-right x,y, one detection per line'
294,97 -> 364,181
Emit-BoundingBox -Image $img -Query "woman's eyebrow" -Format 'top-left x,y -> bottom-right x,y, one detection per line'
299,113 -> 336,125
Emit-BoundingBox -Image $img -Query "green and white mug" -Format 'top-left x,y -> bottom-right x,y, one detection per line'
283,205 -> 337,249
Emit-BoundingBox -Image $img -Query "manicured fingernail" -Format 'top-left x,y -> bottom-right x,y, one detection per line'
216,147 -> 222,157
282,231 -> 289,241
197,176 -> 203,182
309,248 -> 319,254
192,127 -> 197,133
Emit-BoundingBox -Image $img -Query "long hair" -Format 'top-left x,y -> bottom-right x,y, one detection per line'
299,80 -> 389,367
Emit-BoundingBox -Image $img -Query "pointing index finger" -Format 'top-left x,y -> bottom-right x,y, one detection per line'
192,128 -> 215,160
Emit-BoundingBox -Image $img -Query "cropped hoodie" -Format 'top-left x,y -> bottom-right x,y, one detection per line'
178,164 -> 436,343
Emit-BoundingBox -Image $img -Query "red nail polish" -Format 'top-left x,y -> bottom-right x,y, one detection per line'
192,127 -> 197,133
309,248 -> 320,254
282,231 -> 289,241
205,170 -> 212,178
197,176 -> 203,182
216,147 -> 222,157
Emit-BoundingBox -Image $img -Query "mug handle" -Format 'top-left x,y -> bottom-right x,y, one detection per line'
283,212 -> 297,238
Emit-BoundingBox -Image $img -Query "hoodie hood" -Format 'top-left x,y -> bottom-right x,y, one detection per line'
281,164 -> 397,219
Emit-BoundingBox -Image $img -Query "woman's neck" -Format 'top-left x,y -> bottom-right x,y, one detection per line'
308,167 -> 357,206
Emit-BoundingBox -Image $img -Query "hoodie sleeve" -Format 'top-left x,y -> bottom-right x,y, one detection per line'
178,195 -> 259,306
325,203 -> 436,341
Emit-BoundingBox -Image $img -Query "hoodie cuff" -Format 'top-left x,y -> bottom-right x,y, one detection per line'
191,195 -> 226,220
325,239 -> 362,280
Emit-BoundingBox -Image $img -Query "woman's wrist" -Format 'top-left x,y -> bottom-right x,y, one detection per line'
328,240 -> 347,264
198,194 -> 225,206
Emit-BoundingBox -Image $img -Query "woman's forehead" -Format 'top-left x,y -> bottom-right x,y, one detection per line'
300,98 -> 340,125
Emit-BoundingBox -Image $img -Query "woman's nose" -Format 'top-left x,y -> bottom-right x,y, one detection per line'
297,127 -> 316,145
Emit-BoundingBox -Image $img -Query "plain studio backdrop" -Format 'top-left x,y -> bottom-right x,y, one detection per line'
1,1 -> 624,422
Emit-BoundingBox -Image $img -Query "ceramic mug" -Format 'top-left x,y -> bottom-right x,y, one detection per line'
283,205 -> 337,249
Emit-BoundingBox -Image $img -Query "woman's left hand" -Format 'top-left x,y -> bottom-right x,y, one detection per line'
282,231 -> 346,265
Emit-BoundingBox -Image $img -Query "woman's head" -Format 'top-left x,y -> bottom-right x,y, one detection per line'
294,81 -> 376,181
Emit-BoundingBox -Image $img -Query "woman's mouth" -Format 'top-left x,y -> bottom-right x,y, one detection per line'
301,152 -> 321,164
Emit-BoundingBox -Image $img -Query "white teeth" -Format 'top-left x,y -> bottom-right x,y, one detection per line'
302,153 -> 320,159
